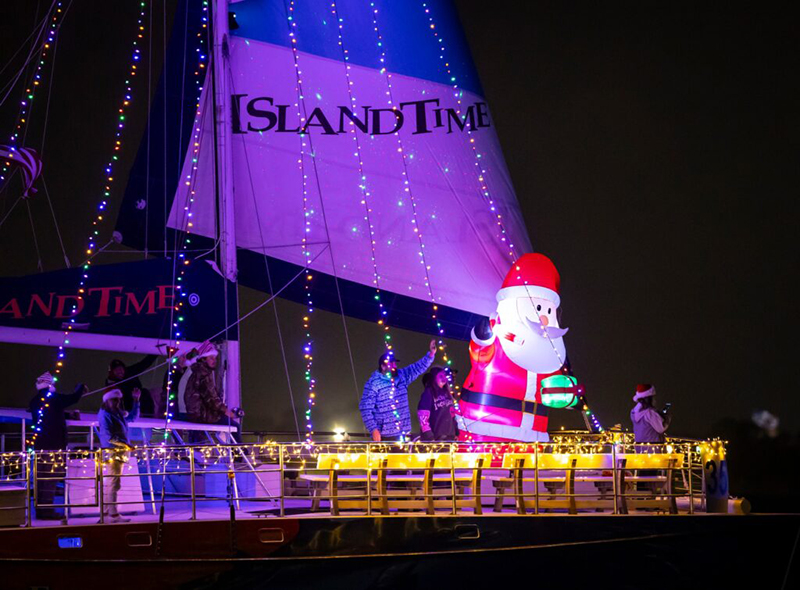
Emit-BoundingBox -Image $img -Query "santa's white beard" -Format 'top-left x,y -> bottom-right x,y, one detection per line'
497,323 -> 567,374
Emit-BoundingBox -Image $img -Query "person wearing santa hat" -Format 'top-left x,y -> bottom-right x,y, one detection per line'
630,384 -> 671,444
184,341 -> 241,442
97,387 -> 140,523
28,371 -> 88,520
456,253 -> 577,443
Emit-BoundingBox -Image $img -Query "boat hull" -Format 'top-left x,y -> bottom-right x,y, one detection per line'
2,514 -> 798,589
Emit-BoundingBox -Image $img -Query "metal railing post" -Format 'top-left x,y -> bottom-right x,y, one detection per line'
279,444 -> 285,518
189,449 -> 197,520
97,450 -> 105,524
366,443 -> 372,516
25,452 -> 32,527
534,444 -> 540,515
611,443 -> 618,515
450,444 -> 457,515
687,446 -> 694,514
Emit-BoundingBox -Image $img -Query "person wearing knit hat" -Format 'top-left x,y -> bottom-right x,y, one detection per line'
97,386 -> 140,523
630,383 -> 671,443
360,340 -> 437,442
105,351 -> 159,416
456,253 -> 578,443
28,372 -> 88,520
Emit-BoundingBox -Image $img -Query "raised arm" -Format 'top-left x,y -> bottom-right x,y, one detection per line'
126,354 -> 158,378
398,341 -> 436,383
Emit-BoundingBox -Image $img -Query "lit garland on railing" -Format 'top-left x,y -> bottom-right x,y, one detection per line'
160,0 -> 211,436
286,0 -> 319,444
326,1 -> 405,438
26,3 -> 149,450
0,2 -> 65,189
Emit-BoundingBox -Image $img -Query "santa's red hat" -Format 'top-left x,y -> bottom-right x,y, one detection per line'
497,253 -> 561,306
632,383 -> 656,401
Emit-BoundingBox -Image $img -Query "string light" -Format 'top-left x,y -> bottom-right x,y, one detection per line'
26,2 -> 149,449
420,2 -> 516,261
0,2 -> 65,189
161,0 -> 210,437
367,3 -> 452,371
285,0 -> 319,445
325,1 -> 406,439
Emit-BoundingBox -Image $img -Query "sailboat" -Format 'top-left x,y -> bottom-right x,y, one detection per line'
1,1 -> 798,588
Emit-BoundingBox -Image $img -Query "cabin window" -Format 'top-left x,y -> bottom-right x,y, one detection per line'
258,528 -> 285,544
57,536 -> 83,549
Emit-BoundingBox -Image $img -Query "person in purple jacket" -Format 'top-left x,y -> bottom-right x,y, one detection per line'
418,366 -> 459,442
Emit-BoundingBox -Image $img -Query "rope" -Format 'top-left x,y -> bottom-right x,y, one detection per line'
143,0 -> 153,258
229,72 -> 301,440
0,194 -> 22,231
25,199 -> 43,272
0,1 -> 56,108
76,246 -> 329,400
40,176 -> 70,267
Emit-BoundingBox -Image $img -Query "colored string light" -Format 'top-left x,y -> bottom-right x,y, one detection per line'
160,1 -> 211,438
326,1 -> 406,438
285,0 -> 320,444
368,3 -> 452,369
420,2 -> 515,261
1,2 -> 65,190
27,2 -> 148,449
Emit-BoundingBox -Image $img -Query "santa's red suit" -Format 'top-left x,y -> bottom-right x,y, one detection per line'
456,321 -> 562,442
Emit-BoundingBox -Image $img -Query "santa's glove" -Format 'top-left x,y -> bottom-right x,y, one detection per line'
473,317 -> 493,342
420,430 -> 435,442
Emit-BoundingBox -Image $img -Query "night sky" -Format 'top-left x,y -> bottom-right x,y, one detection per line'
0,1 -> 796,440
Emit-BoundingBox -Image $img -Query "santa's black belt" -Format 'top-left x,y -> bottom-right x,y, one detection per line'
460,389 -> 549,416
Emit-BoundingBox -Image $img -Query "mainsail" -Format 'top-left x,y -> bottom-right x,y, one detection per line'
119,0 -> 532,339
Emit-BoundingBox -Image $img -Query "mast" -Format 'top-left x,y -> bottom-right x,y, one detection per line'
211,0 -> 241,411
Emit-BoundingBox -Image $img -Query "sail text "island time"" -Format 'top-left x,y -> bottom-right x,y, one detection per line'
232,95 -> 492,136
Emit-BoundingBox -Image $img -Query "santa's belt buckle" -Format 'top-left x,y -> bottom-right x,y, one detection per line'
522,400 -> 536,414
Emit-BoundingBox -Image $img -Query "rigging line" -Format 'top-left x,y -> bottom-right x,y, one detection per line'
144,0 -> 153,258
77,247 -> 330,399
39,176 -> 70,267
160,93 -> 211,434
309,30 -> 363,408
0,194 -> 22,231
0,1 -> 52,79
425,143 -> 505,281
781,524 -> 800,590
25,199 -> 43,272
174,0 -> 190,252
21,0 -> 73,147
0,1 -> 55,107
162,0 -> 168,258
228,72 -> 302,441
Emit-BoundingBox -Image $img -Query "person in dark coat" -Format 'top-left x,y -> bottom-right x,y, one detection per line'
106,354 -> 158,416
184,341 -> 241,442
418,366 -> 459,442
28,371 -> 87,520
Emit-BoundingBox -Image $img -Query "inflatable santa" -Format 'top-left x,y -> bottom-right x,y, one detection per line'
456,253 -> 579,442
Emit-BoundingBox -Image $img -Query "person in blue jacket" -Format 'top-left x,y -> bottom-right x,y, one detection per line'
359,340 -> 436,442
97,387 -> 139,523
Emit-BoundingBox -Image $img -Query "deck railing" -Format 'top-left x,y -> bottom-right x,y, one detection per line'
0,438 -> 724,526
